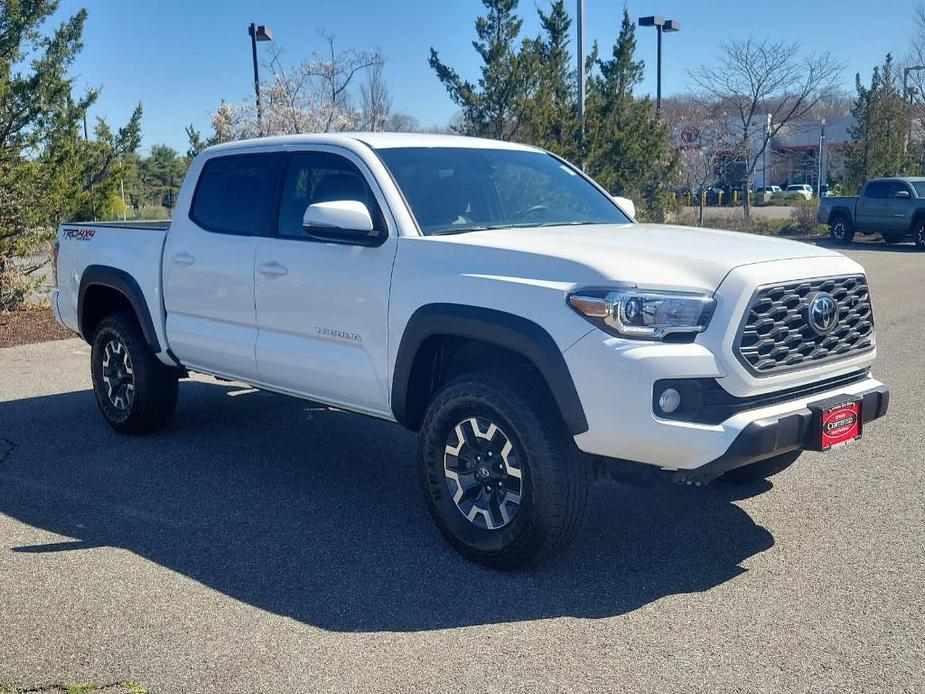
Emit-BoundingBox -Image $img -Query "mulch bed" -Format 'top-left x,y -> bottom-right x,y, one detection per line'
0,309 -> 76,348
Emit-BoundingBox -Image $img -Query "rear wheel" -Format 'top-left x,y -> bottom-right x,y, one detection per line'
419,372 -> 588,569
829,216 -> 854,244
721,450 -> 801,484
882,233 -> 905,244
90,311 -> 179,434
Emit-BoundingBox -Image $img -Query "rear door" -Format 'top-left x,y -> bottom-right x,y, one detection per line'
253,148 -> 398,416
855,181 -> 889,231
163,152 -> 285,380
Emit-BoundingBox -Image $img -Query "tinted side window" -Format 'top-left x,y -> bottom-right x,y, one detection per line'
887,182 -> 912,198
863,182 -> 889,199
277,152 -> 385,239
191,154 -> 283,235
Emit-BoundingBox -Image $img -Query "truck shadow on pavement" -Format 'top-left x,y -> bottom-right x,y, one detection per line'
0,380 -> 774,633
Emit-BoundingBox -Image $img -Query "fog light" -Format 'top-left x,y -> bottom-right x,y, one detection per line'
658,388 -> 681,414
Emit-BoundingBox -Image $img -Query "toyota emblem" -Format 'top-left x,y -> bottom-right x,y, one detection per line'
807,292 -> 839,336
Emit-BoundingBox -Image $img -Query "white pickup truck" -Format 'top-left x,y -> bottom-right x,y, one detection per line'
52,133 -> 889,568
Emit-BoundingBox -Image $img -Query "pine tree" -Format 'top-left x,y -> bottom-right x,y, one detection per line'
429,0 -> 536,139
523,0 -> 578,157
0,1 -> 143,309
584,9 -> 677,220
845,54 -> 917,190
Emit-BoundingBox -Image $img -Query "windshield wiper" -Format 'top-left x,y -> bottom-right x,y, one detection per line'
536,220 -> 603,227
427,224 -> 517,236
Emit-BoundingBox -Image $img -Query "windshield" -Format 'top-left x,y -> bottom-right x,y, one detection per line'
912,181 -> 925,198
375,147 -> 632,235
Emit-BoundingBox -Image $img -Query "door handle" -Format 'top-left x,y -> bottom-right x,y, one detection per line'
172,252 -> 195,266
257,262 -> 288,277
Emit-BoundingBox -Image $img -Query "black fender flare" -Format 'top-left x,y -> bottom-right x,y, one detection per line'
909,208 -> 925,231
391,303 -> 589,435
826,206 -> 853,225
78,265 -> 161,352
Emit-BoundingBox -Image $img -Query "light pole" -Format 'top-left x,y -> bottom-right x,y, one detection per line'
248,23 -> 273,134
638,16 -> 680,116
817,118 -> 826,199
763,113 -> 771,192
577,0 -> 585,138
904,65 -> 925,101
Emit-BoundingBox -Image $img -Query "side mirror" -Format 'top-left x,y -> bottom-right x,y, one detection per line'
302,200 -> 382,246
612,195 -> 636,219
895,190 -> 911,199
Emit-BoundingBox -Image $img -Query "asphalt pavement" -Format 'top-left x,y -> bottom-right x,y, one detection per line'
0,244 -> 922,693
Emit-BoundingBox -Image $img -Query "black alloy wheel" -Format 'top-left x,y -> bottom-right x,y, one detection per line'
101,338 -> 136,411
443,416 -> 524,530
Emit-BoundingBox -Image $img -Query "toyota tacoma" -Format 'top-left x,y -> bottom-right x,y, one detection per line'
52,133 -> 890,568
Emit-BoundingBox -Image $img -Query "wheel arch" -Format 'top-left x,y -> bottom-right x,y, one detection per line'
910,207 -> 925,230
827,206 -> 853,224
391,304 -> 589,435
78,265 -> 160,352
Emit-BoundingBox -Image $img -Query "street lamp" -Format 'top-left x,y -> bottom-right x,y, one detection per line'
638,15 -> 680,116
904,65 -> 925,101
817,118 -> 826,199
248,23 -> 273,134
577,0 -> 585,139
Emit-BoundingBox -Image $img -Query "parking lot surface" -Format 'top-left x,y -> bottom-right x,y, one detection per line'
1,246 -> 922,693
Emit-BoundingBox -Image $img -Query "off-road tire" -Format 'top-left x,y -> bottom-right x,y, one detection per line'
913,220 -> 925,249
419,371 -> 589,570
721,450 -> 802,483
90,311 -> 179,435
829,215 -> 854,244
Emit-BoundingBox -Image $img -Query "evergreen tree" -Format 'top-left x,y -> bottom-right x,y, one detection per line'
845,54 -> 917,190
522,0 -> 578,157
0,2 -> 143,309
429,0 -> 537,139
583,9 -> 677,219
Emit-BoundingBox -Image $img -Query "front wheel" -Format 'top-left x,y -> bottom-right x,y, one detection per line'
829,217 -> 854,244
914,221 -> 925,249
419,372 -> 588,569
91,311 -> 179,435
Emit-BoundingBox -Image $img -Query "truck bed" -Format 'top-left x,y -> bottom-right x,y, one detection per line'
54,220 -> 172,357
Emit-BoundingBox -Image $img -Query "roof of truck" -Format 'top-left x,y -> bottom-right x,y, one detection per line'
205,132 -> 540,154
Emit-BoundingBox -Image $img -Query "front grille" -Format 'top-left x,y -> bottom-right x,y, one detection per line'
735,275 -> 874,375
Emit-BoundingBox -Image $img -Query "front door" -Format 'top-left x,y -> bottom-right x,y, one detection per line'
254,149 -> 398,416
163,152 -> 284,380
884,181 -> 915,234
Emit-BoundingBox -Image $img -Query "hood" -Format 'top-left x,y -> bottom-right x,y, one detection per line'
428,223 -> 842,292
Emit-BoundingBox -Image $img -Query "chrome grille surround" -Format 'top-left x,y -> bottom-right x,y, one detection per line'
735,274 -> 874,375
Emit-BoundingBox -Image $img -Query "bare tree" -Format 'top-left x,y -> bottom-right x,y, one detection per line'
691,39 -> 843,217
673,102 -> 734,225
210,34 -> 385,140
905,4 -> 925,95
360,57 -> 391,131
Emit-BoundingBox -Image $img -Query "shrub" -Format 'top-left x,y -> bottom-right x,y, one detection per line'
787,199 -> 825,236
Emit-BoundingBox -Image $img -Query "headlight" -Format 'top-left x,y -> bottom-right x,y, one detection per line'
567,287 -> 716,340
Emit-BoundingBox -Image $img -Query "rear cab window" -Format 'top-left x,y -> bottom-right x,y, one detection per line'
863,181 -> 890,199
190,153 -> 285,235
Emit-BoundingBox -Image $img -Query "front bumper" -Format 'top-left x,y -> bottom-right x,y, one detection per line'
671,383 -> 889,484
562,329 -> 887,474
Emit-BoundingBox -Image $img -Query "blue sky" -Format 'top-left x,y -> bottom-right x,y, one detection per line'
50,0 -> 919,153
